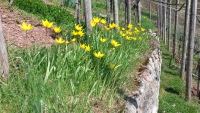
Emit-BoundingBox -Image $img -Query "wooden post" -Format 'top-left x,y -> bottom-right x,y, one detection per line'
84,0 -> 92,33
149,0 -> 152,20
0,18 -> 9,82
173,0 -> 179,58
186,0 -> 197,101
167,0 -> 171,50
180,0 -> 191,80
113,0 -> 119,25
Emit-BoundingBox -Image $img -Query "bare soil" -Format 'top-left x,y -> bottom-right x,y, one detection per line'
0,2 -> 55,48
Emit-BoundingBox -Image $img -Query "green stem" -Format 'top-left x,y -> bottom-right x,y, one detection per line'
46,28 -> 47,36
26,31 -> 27,38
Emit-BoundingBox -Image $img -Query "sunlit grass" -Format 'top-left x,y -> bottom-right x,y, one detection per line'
159,41 -> 200,113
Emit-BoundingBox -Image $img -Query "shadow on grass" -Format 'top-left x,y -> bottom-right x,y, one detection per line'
165,87 -> 180,95
117,88 -> 138,109
163,68 -> 179,76
162,52 -> 171,57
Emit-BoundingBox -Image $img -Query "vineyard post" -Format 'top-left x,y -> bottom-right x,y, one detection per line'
0,18 -> 9,83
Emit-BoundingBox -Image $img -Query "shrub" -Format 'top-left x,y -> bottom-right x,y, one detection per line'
13,0 -> 75,25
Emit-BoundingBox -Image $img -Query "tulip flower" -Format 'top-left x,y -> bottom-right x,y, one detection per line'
85,45 -> 91,51
42,19 -> 53,36
19,22 -> 33,31
94,51 -> 104,59
91,22 -> 96,27
132,37 -> 137,41
55,37 -> 65,44
100,19 -> 106,24
93,17 -> 100,23
78,31 -> 84,37
127,24 -> 132,29
19,22 -> 34,38
72,30 -> 78,36
80,44 -> 86,49
110,39 -> 121,47
53,27 -> 61,34
75,24 -> 83,31
42,19 -> 53,28
100,37 -> 107,42
66,40 -> 70,44
141,28 -> 145,32
72,38 -> 76,43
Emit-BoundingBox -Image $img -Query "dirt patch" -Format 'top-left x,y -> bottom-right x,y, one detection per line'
0,3 -> 55,48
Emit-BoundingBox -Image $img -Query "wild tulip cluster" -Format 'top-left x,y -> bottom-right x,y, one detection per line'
19,17 -> 148,70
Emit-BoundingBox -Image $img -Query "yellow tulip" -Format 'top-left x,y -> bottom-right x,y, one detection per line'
93,51 -> 104,59
80,44 -> 86,49
19,22 -> 33,31
100,37 -> 107,42
100,19 -> 106,24
109,23 -> 116,29
66,40 -> 70,44
127,24 -> 132,29
72,30 -> 78,36
104,26 -> 110,31
78,31 -> 84,37
85,45 -> 91,51
42,19 -> 53,28
75,24 -> 83,31
110,64 -> 117,70
134,30 -> 140,34
53,27 -> 61,33
110,39 -> 121,47
55,37 -> 65,44
91,22 -> 96,27
141,28 -> 145,32
132,37 -> 137,41
121,27 -> 125,31
72,38 -> 76,42
120,31 -> 126,37
126,36 -> 132,40
93,17 -> 100,23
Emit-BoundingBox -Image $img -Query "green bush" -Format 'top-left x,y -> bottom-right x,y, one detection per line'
13,0 -> 75,25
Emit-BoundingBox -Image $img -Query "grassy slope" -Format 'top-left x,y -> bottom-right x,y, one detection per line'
0,1 -> 155,112
159,41 -> 200,113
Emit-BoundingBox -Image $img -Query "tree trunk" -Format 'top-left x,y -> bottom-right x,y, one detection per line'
163,0 -> 167,44
167,0 -> 171,50
124,0 -> 127,26
186,0 -> 197,101
149,0 -> 151,20
127,0 -> 131,25
60,0 -> 64,6
113,0 -> 119,25
76,0 -> 81,24
107,0 -> 111,24
180,0 -> 191,80
0,18 -> 9,83
197,55 -> 200,99
137,0 -> 141,24
159,1 -> 163,37
84,0 -> 92,33
9,0 -> 14,6
157,3 -> 160,35
173,0 -> 179,58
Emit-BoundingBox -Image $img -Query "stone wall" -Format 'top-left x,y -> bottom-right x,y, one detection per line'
125,48 -> 162,113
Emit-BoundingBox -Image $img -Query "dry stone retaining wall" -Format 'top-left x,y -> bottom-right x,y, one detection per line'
125,35 -> 162,113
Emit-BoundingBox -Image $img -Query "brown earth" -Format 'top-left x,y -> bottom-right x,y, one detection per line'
0,2 -> 55,48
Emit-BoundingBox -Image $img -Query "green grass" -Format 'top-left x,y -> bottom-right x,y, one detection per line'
159,41 -> 200,113
0,1 -> 153,111
0,0 -> 171,112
